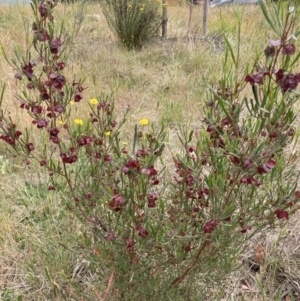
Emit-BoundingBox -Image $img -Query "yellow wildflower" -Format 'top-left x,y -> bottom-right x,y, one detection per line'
90,98 -> 98,105
74,119 -> 83,125
140,118 -> 149,126
58,120 -> 66,125
69,100 -> 75,105
122,141 -> 128,146
104,131 -> 111,136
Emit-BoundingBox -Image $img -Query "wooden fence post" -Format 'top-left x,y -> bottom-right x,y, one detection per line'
203,0 -> 209,36
162,0 -> 168,39
187,0 -> 193,38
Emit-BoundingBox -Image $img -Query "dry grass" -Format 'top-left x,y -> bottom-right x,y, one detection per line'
0,1 -> 300,300
219,211 -> 300,301
0,2 -> 269,128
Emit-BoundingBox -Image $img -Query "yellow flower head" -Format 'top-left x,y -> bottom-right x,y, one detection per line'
69,100 -> 75,105
104,131 -> 111,136
74,119 -> 83,125
122,141 -> 128,146
140,118 -> 149,126
90,98 -> 98,105
59,120 -> 66,125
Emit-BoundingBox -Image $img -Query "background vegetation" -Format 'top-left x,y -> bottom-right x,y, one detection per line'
0,1 -> 300,300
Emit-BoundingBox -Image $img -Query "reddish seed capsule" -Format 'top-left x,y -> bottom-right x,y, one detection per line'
282,44 -> 295,55
275,209 -> 289,220
203,220 -> 218,234
26,143 -> 35,152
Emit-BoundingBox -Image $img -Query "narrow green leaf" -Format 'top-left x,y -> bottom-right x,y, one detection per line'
132,124 -> 138,153
188,130 -> 194,143
258,107 -> 269,113
217,97 -> 231,121
245,97 -> 256,117
259,0 -> 280,36
223,35 -> 237,67
0,84 -> 5,107
252,84 -> 259,105
289,49 -> 300,67
0,44 -> 9,64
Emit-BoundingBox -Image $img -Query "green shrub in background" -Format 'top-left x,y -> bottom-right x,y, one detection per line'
101,0 -> 162,49
1,0 -> 300,300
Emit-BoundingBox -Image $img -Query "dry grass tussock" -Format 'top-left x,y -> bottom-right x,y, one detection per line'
0,1 -> 300,300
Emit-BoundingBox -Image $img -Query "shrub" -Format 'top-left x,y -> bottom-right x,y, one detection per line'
0,0 -> 300,300
101,0 -> 162,49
